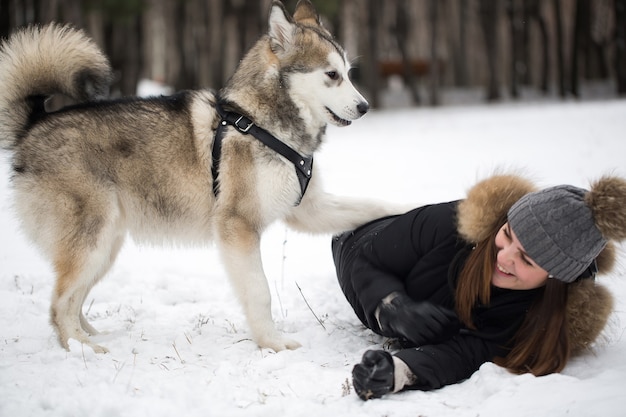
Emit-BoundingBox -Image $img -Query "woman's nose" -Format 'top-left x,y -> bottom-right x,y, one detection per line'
499,245 -> 514,264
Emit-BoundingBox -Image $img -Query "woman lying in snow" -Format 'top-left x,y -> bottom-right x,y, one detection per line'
331,174 -> 626,400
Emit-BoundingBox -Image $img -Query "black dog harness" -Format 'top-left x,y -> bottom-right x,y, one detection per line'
211,101 -> 313,206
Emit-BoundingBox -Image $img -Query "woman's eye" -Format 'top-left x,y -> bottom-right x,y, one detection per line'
326,71 -> 338,80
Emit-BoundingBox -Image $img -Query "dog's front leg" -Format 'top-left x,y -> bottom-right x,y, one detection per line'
216,214 -> 301,351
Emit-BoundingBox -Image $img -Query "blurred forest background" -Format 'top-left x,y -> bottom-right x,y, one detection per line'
1,0 -> 625,108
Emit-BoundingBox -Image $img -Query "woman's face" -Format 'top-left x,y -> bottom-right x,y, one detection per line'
492,223 -> 549,290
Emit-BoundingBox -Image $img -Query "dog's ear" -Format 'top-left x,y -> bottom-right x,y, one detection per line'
268,1 -> 295,55
293,0 -> 321,26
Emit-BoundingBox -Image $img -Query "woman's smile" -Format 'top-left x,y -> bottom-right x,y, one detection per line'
495,263 -> 513,276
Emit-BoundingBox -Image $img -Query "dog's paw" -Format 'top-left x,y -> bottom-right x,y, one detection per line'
90,343 -> 110,354
67,338 -> 110,354
257,335 -> 302,352
280,337 -> 302,351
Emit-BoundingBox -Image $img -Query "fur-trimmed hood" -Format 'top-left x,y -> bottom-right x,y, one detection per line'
456,174 -> 615,355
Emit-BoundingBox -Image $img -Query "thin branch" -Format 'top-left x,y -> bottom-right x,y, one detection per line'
295,282 -> 325,330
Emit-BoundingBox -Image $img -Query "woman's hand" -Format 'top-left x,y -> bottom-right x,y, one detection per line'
377,293 -> 460,346
352,350 -> 395,400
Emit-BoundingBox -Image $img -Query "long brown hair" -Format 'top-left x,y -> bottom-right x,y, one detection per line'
455,217 -> 571,376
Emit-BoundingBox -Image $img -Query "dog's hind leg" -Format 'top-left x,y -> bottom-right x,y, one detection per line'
78,233 -> 125,336
52,234 -> 124,352
217,217 -> 301,352
49,200 -> 124,353
51,251 -> 108,353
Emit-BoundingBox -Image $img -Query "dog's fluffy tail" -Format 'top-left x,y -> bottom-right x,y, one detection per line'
0,23 -> 112,149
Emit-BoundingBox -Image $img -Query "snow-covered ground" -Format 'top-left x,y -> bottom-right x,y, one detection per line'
1,99 -> 625,416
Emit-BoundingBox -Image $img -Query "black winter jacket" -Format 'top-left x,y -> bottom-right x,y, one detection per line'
332,201 -> 542,391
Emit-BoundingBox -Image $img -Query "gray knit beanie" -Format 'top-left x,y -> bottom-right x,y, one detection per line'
507,185 -> 606,283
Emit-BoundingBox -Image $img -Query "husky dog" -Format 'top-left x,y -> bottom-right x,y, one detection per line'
0,0 -> 401,353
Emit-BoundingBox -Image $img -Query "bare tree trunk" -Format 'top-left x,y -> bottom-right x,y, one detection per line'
84,8 -> 106,49
363,0 -> 381,108
456,0 -> 469,87
169,2 -> 184,90
396,0 -> 420,104
0,0 -> 13,39
339,0 -> 359,61
222,1 -> 243,88
553,0 -> 566,97
616,0 -> 626,95
123,19 -> 141,95
538,12 -> 550,93
9,0 -> 30,27
480,0 -> 500,101
526,0 -> 549,93
240,0 -> 263,53
181,0 -> 198,88
208,0 -> 225,89
506,0 -> 521,98
428,0 -> 440,106
571,0 -> 589,97
143,0 -> 167,84
588,0 -> 611,80
59,0 -> 83,27
37,0 -> 58,23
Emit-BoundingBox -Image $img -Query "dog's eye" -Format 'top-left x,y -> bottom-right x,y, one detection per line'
325,71 -> 339,81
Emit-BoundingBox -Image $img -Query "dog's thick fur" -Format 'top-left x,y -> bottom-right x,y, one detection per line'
0,1 -> 403,353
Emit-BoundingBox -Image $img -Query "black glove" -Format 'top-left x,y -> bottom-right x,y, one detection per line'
377,293 -> 460,346
352,350 -> 395,401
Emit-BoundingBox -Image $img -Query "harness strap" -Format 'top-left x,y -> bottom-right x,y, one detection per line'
212,101 -> 313,206
211,119 -> 227,197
